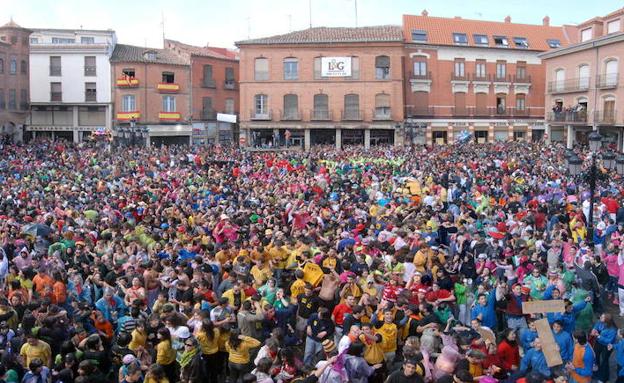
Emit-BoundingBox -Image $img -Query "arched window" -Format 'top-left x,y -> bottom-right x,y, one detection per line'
343,94 -> 361,120
254,58 -> 269,81
374,93 -> 391,119
605,60 -> 618,86
554,69 -> 565,92
283,58 -> 298,80
282,94 -> 299,120
312,93 -> 329,120
578,65 -> 589,89
254,94 -> 269,118
375,55 -> 390,80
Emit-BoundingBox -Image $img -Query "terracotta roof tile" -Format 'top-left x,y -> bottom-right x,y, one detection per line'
402,14 -> 569,51
111,43 -> 189,66
236,25 -> 403,46
164,39 -> 238,60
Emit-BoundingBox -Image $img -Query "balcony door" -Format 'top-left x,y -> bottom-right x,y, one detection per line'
604,98 -> 616,120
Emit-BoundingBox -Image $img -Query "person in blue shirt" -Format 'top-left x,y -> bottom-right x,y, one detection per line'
519,319 -> 538,352
568,330 -> 594,383
552,320 -> 574,363
519,337 -> 551,378
610,329 -> 624,383
592,313 -> 618,382
471,290 -> 497,330
547,297 -> 590,334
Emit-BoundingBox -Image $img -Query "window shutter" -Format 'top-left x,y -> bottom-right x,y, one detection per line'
314,57 -> 321,79
284,94 -> 298,111
375,94 -> 390,108
375,56 -> 390,67
345,94 -> 359,111
476,93 -> 487,111
203,97 -> 212,111
351,57 -> 359,79
203,65 -> 213,79
314,94 -> 328,110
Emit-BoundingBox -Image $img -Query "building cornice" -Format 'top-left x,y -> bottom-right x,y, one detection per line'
538,32 -> 624,59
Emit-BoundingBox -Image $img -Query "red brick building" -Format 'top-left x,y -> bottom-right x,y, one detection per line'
110,44 -> 191,146
402,11 -> 567,145
164,39 -> 239,145
0,19 -> 31,142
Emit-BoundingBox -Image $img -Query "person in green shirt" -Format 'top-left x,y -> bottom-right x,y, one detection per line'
454,277 -> 471,325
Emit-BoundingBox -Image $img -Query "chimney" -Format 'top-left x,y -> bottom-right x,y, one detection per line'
504,15 -> 511,23
421,9 -> 428,17
543,16 -> 550,26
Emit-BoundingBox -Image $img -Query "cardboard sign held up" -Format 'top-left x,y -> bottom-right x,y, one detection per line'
478,327 -> 496,345
522,300 -> 565,314
534,318 -> 563,367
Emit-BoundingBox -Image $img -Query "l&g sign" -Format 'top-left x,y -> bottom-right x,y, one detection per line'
321,57 -> 352,77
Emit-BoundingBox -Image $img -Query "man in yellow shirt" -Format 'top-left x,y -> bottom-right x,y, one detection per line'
20,333 -> 52,367
372,309 -> 398,368
289,269 -> 307,300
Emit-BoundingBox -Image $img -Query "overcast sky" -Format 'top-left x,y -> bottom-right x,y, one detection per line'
3,0 -> 624,49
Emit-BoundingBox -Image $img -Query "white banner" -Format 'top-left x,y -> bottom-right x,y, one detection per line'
321,57 -> 352,77
217,113 -> 237,123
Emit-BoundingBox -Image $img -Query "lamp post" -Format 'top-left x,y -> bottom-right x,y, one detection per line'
567,131 -> 624,248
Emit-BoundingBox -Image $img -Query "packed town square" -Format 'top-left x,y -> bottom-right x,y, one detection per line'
0,136 -> 621,383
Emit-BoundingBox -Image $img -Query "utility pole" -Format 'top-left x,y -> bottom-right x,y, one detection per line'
354,0 -> 358,27
161,11 -> 165,46
246,17 -> 251,39
309,0 -> 312,28
287,14 -> 292,32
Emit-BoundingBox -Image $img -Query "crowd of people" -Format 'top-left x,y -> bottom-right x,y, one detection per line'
0,138 -> 622,383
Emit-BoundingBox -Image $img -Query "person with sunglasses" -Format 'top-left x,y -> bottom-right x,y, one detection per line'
179,337 -> 205,383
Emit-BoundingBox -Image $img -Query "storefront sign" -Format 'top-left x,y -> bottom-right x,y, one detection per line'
321,57 -> 352,77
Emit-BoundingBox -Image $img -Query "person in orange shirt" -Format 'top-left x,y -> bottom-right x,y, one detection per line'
91,310 -> 114,342
51,272 -> 67,306
32,270 -> 53,298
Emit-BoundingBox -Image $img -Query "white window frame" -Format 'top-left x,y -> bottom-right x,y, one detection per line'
122,95 -> 136,112
413,61 -> 427,77
607,19 -> 620,34
581,28 -> 592,42
283,58 -> 298,80
162,95 -> 176,112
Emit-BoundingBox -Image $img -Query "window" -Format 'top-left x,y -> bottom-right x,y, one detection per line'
283,94 -> 299,119
225,67 -> 235,89
50,56 -> 61,76
122,68 -> 135,78
607,19 -> 621,34
0,89 -> 4,109
50,82 -> 62,102
85,82 -> 97,102
9,57 -> 16,74
513,37 -> 528,48
603,97 -> 616,120
283,58 -> 298,80
496,95 -> 506,114
313,94 -> 329,119
374,93 -> 391,119
454,93 -> 467,115
162,72 -> 175,83
453,33 -> 468,45
80,36 -> 95,44
30,37 -> 38,44
20,89 -> 28,110
351,56 -> 360,79
516,62 -> 527,80
581,28 -> 592,42
516,95 -> 526,111
0,58 -> 3,74
375,56 -> 390,80
578,65 -> 590,89
473,34 -> 489,45
84,56 -> 96,76
605,60 -> 618,86
10,36 -> 17,44
413,60 -> 427,77
454,59 -> 465,78
51,37 -> 75,44
8,89 -> 16,110
554,69 -> 565,91
313,57 -> 322,79
547,39 -> 561,48
344,94 -> 360,120
202,97 -> 214,119
202,65 -> 215,87
254,58 -> 269,81
475,93 -> 488,115
144,51 -> 157,60
496,61 -> 506,80
162,96 -> 176,112
412,29 -> 427,42
475,60 -> 486,79
412,92 -> 429,115
254,94 -> 268,116
225,98 -> 235,114
493,36 -> 509,47
122,95 -> 136,112
19,60 -> 27,74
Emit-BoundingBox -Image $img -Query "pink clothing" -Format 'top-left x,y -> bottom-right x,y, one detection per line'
605,254 -> 619,277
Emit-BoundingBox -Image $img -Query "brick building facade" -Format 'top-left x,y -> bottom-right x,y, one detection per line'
0,19 -> 31,142
236,26 -> 405,150
164,39 -> 239,145
110,44 -> 191,146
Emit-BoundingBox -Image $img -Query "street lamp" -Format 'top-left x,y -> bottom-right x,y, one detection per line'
617,154 -> 624,176
588,131 -> 602,152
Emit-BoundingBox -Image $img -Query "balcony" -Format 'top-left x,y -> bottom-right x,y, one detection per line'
451,72 -> 469,81
473,107 -> 490,117
594,110 -> 617,125
372,109 -> 392,121
310,109 -> 332,121
596,74 -> 618,89
410,71 -> 432,80
224,80 -> 237,90
159,112 -> 182,121
409,71 -> 432,93
547,111 -> 587,123
452,107 -> 471,117
50,92 -> 62,102
493,75 -> 511,83
250,110 -> 272,120
84,65 -> 96,76
512,74 -> 531,84
116,77 -> 139,87
512,108 -> 529,117
85,92 -> 97,102
117,111 -> 141,121
471,73 -> 492,82
49,66 -> 61,76
341,109 -> 363,121
494,107 -> 510,116
280,109 -> 301,121
547,78 -> 590,94
156,83 -> 180,93
201,78 -> 216,88
201,110 -> 217,120
405,106 -> 435,117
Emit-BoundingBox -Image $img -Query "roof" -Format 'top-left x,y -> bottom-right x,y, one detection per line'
539,31 -> 624,60
111,44 -> 189,65
0,18 -> 31,31
164,39 -> 238,60
402,14 -> 568,51
236,25 -> 404,46
30,28 -> 115,34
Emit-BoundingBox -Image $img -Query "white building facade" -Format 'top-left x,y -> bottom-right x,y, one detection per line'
28,29 -> 116,142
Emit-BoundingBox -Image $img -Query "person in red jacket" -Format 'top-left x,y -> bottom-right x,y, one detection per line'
497,328 -> 520,373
